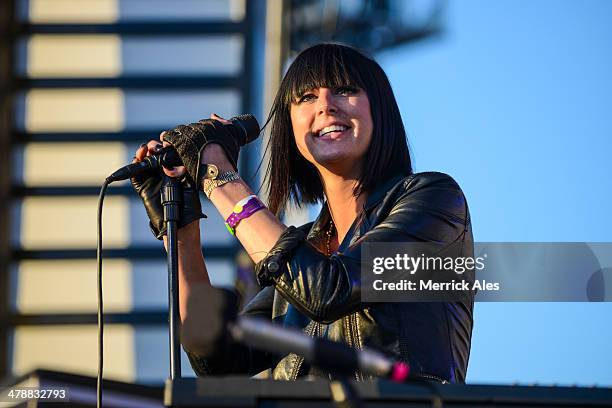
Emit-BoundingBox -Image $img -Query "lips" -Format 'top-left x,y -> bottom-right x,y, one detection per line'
319,124 -> 348,137
313,123 -> 351,139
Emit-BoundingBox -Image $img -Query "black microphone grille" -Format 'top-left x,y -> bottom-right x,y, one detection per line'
232,114 -> 260,144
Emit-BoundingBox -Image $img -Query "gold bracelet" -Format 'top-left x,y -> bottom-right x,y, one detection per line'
201,164 -> 241,198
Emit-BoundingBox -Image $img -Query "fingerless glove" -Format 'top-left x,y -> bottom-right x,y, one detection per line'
162,120 -> 240,185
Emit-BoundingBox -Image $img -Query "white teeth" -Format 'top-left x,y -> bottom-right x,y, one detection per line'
317,125 -> 348,137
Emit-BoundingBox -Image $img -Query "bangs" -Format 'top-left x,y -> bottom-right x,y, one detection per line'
282,44 -> 368,104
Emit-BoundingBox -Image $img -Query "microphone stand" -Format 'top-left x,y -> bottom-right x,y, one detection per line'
161,175 -> 182,379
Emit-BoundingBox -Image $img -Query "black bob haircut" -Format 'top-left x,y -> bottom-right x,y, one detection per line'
265,43 -> 412,216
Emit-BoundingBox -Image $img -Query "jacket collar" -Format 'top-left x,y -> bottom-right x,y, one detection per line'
363,173 -> 406,211
306,173 -> 407,241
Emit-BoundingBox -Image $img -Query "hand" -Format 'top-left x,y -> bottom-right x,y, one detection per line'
131,140 -> 206,240
200,114 -> 236,172
161,113 -> 240,184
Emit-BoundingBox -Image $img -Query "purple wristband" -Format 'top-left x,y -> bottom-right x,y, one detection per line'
225,195 -> 265,235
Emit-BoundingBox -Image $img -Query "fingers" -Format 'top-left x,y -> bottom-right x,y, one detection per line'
133,143 -> 147,163
163,165 -> 186,178
133,136 -> 188,178
157,132 -> 184,176
146,140 -> 163,156
133,140 -> 163,164
158,132 -> 173,149
211,113 -> 232,125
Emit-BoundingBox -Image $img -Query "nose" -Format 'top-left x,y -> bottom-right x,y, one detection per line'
317,88 -> 337,115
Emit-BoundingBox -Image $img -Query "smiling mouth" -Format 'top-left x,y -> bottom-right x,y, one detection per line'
315,125 -> 350,139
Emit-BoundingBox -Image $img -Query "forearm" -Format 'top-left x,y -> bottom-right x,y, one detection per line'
163,220 -> 210,322
202,144 -> 287,264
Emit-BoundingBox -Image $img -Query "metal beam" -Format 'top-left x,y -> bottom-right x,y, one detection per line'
11,311 -> 168,326
0,0 -> 15,381
12,185 -> 137,197
15,75 -> 243,90
13,130 -> 164,144
16,21 -> 247,35
10,185 -> 202,197
237,0 -> 257,188
11,245 -> 237,261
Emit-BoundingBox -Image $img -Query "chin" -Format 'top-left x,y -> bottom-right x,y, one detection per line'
312,152 -> 347,165
315,155 -> 362,173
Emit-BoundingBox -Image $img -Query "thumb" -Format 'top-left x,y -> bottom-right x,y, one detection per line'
211,113 -> 232,125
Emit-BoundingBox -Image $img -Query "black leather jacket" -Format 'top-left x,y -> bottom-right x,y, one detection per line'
187,172 -> 474,383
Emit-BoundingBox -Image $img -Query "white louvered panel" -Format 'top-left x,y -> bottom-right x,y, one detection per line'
20,196 -> 129,249
13,325 -> 134,381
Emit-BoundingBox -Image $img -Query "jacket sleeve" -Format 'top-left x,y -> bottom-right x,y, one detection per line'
257,172 -> 470,324
185,286 -> 276,376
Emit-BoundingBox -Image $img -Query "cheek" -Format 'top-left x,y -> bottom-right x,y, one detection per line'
356,100 -> 374,146
290,109 -> 312,157
293,133 -> 315,164
292,128 -> 308,157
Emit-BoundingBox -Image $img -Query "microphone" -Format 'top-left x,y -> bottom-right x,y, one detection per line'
181,284 -> 412,382
230,317 -> 412,382
106,114 -> 260,183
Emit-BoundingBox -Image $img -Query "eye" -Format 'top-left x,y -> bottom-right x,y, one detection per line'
297,92 -> 316,104
335,86 -> 358,96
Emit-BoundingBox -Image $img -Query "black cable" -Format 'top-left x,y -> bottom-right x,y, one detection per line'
97,180 -> 110,408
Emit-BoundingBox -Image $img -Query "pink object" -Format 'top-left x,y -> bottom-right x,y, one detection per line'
390,362 -> 410,382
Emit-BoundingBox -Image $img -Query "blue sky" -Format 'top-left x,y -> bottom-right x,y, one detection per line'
377,0 -> 612,385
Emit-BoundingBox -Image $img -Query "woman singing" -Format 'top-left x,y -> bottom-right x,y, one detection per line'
132,43 -> 474,383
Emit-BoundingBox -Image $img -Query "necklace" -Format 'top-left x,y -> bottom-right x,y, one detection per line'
325,219 -> 335,256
